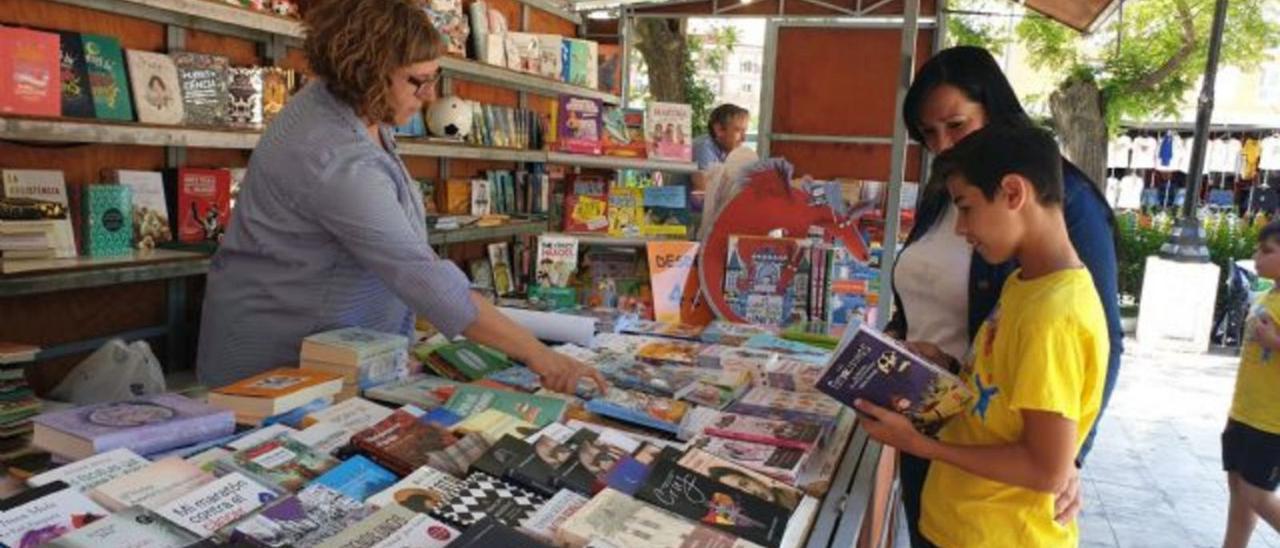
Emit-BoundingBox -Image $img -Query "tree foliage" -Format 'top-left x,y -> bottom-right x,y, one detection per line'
629,20 -> 740,137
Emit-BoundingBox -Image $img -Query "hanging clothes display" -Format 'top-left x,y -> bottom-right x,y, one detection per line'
1108,135 -> 1133,169
1225,137 -> 1244,175
1105,176 -> 1121,208
1117,173 -> 1145,210
1207,137 -> 1231,173
1156,132 -> 1177,170
1260,134 -> 1280,172
1242,138 -> 1262,180
1129,135 -> 1158,170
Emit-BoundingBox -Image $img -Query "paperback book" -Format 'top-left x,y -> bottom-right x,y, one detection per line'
435,472 -> 545,528
556,95 -> 603,155
365,464 -> 465,513
226,435 -> 340,493
56,32 -> 95,118
81,34 -> 133,121
443,385 -> 566,429
583,390 -> 689,435
89,457 -> 214,512
678,448 -> 803,510
229,484 -> 373,547
310,455 -> 398,503
0,481 -> 109,547
0,28 -> 61,117
556,487 -> 757,548
31,393 -> 235,460
636,459 -> 788,547
535,234 -> 579,288
42,505 -> 200,547
27,447 -> 149,492
350,410 -> 460,476
152,472 -> 278,538
171,51 -> 230,126
689,436 -> 809,484
644,102 -> 693,162
227,66 -> 264,128
641,186 -> 689,237
111,170 -> 171,249
124,50 -> 183,125
726,386 -> 842,428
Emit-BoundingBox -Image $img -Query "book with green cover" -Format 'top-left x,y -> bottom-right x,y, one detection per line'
443,385 -> 566,428
434,342 -> 512,381
80,34 -> 133,121
83,184 -> 132,256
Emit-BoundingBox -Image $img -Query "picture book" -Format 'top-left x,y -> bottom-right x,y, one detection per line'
0,481 -> 110,547
166,167 -> 231,244
311,455 -> 397,503
584,390 -> 689,435
562,181 -> 608,233
636,459 -> 788,547
503,32 -> 541,74
1,169 -> 76,258
641,186 -> 689,237
470,178 -> 490,216
27,447 -> 148,492
536,234 -> 579,288
617,318 -> 705,341
365,464 -> 465,513
83,184 -> 132,256
0,27 -> 60,117
602,107 -> 647,157
726,387 -> 842,428
678,448 -> 803,510
742,334 -> 830,364
816,324 -> 972,425
171,51 -> 230,126
723,235 -> 807,327
89,457 -> 214,512
350,410 -> 460,476
111,170 -> 171,249
227,66 -> 264,128
56,32 -> 94,118
424,0 -> 469,56
556,95 -> 603,155
635,339 -> 702,367
368,511 -> 460,548
556,487 -> 757,548
227,435 -> 340,493
646,241 -> 700,324
488,242 -> 515,296
153,471 -> 278,538
516,489 -> 588,544
606,186 -> 643,238
561,39 -> 598,89
535,35 -> 563,80
80,34 -> 133,121
443,385 -> 566,429
229,484 -> 373,547
688,435 -> 809,485
31,393 -> 236,460
597,44 -> 623,96
124,50 -> 184,125
43,505 -> 200,548
644,102 -> 693,162
436,472 -> 545,528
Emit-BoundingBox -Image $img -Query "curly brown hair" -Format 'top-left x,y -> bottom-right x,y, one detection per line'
303,0 -> 444,124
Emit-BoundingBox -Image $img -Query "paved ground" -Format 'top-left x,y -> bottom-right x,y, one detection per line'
897,338 -> 1280,547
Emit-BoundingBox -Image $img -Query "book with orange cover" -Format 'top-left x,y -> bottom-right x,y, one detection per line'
207,368 -> 344,422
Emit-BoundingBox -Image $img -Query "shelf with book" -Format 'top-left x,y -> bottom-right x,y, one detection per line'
543,232 -> 669,248
436,57 -> 618,105
398,139 -> 547,163
0,249 -> 210,297
428,218 -> 548,246
546,152 -> 699,174
0,116 -> 260,150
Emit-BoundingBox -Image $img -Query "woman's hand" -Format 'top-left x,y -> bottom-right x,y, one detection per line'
525,347 -> 609,396
904,341 -> 960,373
854,399 -> 931,458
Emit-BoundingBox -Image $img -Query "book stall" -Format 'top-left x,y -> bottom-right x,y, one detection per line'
0,0 -> 1119,546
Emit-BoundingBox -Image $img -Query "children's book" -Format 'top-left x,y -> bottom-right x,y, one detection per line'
635,339 -> 702,367
535,234 -> 579,288
556,95 -> 603,155
641,186 -> 689,237
488,242 -> 515,296
723,235 -> 807,327
597,44 -> 624,96
535,35 -> 563,80
606,185 -> 643,238
124,50 -> 184,125
602,107 -> 647,158
700,322 -> 780,347
646,241 -> 699,324
644,102 -> 693,162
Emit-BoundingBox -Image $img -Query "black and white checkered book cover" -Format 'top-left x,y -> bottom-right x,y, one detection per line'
437,471 -> 547,527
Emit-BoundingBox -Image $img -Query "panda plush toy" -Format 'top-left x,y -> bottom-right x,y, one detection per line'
426,96 -> 473,140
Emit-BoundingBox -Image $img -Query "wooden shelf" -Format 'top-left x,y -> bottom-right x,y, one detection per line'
437,57 -> 619,105
544,232 -> 676,247
428,218 -> 549,245
0,249 -> 210,297
546,152 -> 699,174
0,116 -> 260,149
398,139 -> 548,163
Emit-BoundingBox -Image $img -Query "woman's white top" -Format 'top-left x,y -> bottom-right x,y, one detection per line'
894,204 -> 973,362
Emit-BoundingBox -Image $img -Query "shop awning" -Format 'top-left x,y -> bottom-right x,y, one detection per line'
1024,0 -> 1122,33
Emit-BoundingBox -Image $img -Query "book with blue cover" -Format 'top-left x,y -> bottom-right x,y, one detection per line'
583,390 -> 689,435
816,324 -> 972,425
312,455 -> 398,503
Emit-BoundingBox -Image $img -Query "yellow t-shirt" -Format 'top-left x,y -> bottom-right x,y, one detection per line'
1229,291 -> 1280,433
920,268 -> 1108,548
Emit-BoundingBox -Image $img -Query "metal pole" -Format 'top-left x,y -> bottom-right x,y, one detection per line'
1159,0 -> 1226,262
875,0 -> 920,328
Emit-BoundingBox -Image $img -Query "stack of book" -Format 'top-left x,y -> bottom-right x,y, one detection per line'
31,393 -> 234,462
300,327 -> 410,401
0,343 -> 40,462
206,368 -> 344,425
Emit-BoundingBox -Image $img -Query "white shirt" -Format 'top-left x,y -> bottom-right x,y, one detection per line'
895,205 -> 972,362
1130,136 -> 1159,170
1225,138 -> 1244,175
1260,136 -> 1280,171
1117,174 -> 1144,209
1105,176 -> 1121,208
1108,136 -> 1132,169
1208,138 -> 1230,173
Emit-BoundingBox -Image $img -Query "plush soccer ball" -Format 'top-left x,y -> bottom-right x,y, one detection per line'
426,96 -> 473,140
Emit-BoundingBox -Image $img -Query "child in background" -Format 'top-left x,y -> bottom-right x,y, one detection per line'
1222,220 -> 1280,548
854,124 -> 1108,546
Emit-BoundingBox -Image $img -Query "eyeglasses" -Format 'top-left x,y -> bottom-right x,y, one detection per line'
406,72 -> 441,96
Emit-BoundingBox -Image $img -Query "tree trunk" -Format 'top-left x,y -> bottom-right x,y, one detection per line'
633,18 -> 686,103
1049,79 -> 1108,189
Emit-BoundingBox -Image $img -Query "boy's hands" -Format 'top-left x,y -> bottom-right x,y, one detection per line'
855,399 -> 931,457
1253,314 -> 1280,352
1053,469 -> 1083,524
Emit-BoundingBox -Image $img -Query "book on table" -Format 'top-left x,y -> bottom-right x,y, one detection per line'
206,368 -> 344,424
32,393 -> 234,461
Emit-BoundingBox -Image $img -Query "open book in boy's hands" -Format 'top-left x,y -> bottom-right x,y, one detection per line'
816,324 -> 973,426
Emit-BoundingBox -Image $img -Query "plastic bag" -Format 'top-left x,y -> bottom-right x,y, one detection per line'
48,339 -> 167,405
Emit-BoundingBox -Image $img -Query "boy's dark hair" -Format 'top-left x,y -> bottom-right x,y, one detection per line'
932,124 -> 1065,205
707,103 -> 749,135
1259,220 -> 1280,245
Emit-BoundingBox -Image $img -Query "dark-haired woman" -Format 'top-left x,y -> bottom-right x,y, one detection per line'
885,45 -> 1121,547
196,0 -> 607,395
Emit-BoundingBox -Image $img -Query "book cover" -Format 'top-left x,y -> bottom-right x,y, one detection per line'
43,506 -> 200,548
432,342 -> 510,382
647,241 -> 699,324
0,28 -> 60,117
606,186 -> 642,238
124,50 -> 184,125
153,472 -> 277,538
450,516 -> 551,548
724,236 -> 806,327
761,357 -> 827,393
602,107 -> 646,158
89,457 -> 214,512
602,455 -> 650,495
443,385 -> 566,429
597,44 -> 623,96
350,410 -> 460,476
365,464 -> 464,513
816,324 -> 972,425
556,95 -> 602,155
0,482 -> 110,547
303,397 -> 393,432
487,242 -> 515,297
470,178 -> 490,216
636,459 -> 788,547
583,390 -> 688,435
227,66 -> 264,128
167,167 -> 231,244
226,423 -> 298,452
424,0 -> 468,55
562,192 -> 607,234
27,447 -> 148,492
31,393 -> 235,460
517,489 -> 587,543
1,169 -> 76,258
742,334 -> 828,364
56,32 -> 94,118
674,369 -> 752,410
83,184 -> 132,256
436,472 -> 545,528
635,339 -> 702,367
595,356 -> 698,399
535,35 -> 563,81
80,34 -> 133,121
468,259 -> 494,290
229,434 -> 340,493
641,186 -> 689,237
483,366 -> 542,393
698,410 -> 824,450
503,32 -> 541,74
261,67 -> 293,124
111,170 -> 172,249
469,435 -> 551,496
553,429 -> 629,496
727,387 -> 842,428
314,504 -> 430,548
700,322 -> 780,347
301,327 -> 408,366
689,436 -> 808,484
213,368 -> 343,400
171,51 -> 230,126
291,421 -> 354,457
453,409 -> 539,446
564,39 -> 597,89
644,102 -> 693,162
229,484 -> 373,547
678,448 -> 803,511
368,511 -> 460,548
363,375 -> 459,410
556,488 -> 754,548
535,234 -> 578,288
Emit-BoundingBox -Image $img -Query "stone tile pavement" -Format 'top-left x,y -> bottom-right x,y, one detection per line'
896,338 -> 1280,547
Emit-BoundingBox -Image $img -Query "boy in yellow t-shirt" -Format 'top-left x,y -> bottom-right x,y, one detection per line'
1222,220 -> 1280,548
856,124 -> 1108,547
